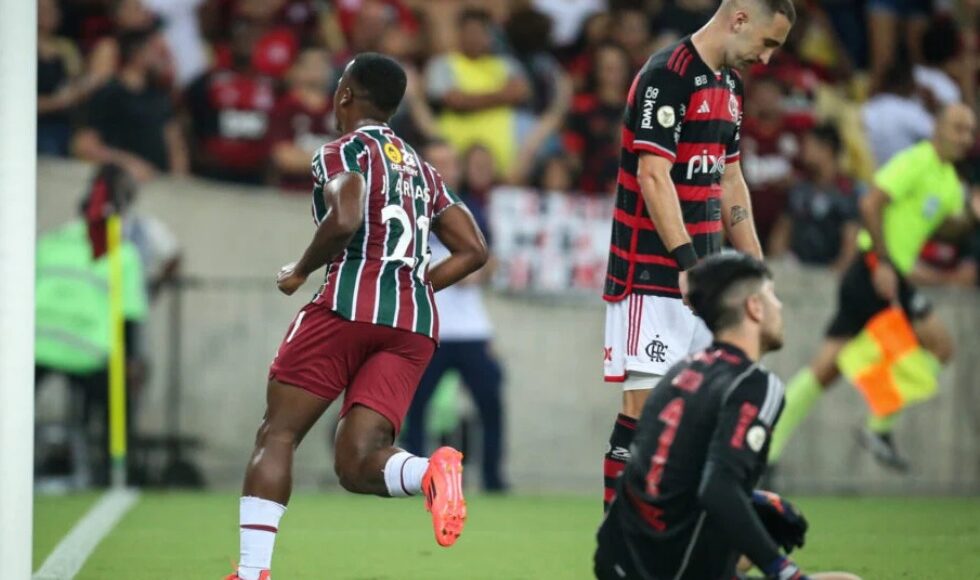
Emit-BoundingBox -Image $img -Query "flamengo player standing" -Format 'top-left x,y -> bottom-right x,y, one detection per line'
601,0 -> 794,509
227,54 -> 488,580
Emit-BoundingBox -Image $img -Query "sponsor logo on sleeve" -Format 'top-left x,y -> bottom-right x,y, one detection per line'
747,425 -> 767,452
640,86 -> 660,129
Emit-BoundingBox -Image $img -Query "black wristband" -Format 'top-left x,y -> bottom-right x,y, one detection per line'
671,243 -> 698,271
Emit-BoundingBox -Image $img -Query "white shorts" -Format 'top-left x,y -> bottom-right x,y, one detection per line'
603,294 -> 712,388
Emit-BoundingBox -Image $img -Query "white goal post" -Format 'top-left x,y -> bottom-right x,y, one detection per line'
0,0 -> 38,577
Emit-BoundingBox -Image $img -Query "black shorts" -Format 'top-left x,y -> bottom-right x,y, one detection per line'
825,254 -> 933,338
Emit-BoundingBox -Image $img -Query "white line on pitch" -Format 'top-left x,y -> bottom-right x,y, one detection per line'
33,488 -> 140,580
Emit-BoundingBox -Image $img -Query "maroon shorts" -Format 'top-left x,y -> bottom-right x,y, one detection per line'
268,303 -> 436,434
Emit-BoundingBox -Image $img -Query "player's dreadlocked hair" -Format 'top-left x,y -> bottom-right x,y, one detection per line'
347,52 -> 407,117
686,252 -> 772,332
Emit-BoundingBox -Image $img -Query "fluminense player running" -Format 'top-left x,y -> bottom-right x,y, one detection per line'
226,53 -> 488,580
601,0 -> 795,508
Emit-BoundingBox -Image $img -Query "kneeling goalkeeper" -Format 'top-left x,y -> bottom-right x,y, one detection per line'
594,253 -> 858,580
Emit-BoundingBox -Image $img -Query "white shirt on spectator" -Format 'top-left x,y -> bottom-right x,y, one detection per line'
862,94 -> 934,167
914,65 -> 961,106
143,0 -> 208,87
430,238 -> 493,342
124,213 -> 180,284
531,0 -> 606,47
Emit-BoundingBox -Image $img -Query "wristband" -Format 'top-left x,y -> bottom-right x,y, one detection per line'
671,243 -> 698,271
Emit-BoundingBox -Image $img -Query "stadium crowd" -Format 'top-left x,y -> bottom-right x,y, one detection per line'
38,0 -> 980,282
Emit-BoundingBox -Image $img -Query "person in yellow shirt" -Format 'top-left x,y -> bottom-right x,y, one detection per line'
424,8 -> 531,175
769,103 -> 978,471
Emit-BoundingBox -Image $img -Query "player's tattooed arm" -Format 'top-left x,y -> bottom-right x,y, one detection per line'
730,205 -> 749,226
720,161 -> 763,259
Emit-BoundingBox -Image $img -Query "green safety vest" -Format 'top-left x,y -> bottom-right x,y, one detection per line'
35,221 -> 148,374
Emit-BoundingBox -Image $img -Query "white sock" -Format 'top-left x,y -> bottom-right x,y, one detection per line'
239,496 -> 286,580
383,451 -> 429,497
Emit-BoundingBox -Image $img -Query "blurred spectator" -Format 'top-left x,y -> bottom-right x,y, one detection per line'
533,153 -> 580,193
402,140 -> 507,492
185,20 -> 278,184
866,0 -> 931,93
35,164 -> 149,486
768,124 -> 861,271
815,0 -> 868,70
612,8 -> 653,72
87,0 -> 175,90
914,16 -> 964,108
202,0 -> 322,48
57,0 -> 115,54
383,22 -> 439,147
203,0 -> 302,79
332,0 -> 418,49
862,57 -> 934,167
74,28 -> 189,181
268,48 -> 336,192
38,0 -> 95,156
459,144 -> 499,209
506,6 -> 561,116
142,0 -> 209,88
651,0 -> 716,49
563,11 -> 613,91
564,42 -> 630,194
531,0 -> 606,50
124,210 -> 182,301
271,0 -> 324,46
323,0 -> 410,64
741,76 -> 814,246
425,9 -> 531,176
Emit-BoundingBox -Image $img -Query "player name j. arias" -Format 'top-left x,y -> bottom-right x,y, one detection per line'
398,178 -> 431,203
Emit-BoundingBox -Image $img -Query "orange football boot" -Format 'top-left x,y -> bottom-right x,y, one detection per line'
422,446 -> 467,547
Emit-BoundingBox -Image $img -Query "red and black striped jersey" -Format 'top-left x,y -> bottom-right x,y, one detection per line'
605,37 -> 744,301
309,125 -> 461,339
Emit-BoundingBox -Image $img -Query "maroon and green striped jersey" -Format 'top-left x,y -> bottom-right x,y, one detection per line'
309,125 -> 461,338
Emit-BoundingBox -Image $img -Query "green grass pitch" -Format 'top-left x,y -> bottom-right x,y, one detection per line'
34,493 -> 980,579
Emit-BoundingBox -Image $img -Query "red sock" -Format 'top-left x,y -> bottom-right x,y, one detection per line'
603,413 -> 637,510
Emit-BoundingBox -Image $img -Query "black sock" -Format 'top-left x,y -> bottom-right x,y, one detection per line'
603,413 -> 637,510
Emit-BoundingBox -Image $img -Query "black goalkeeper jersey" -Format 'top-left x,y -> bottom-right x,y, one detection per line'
597,342 -> 785,580
605,37 -> 744,301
